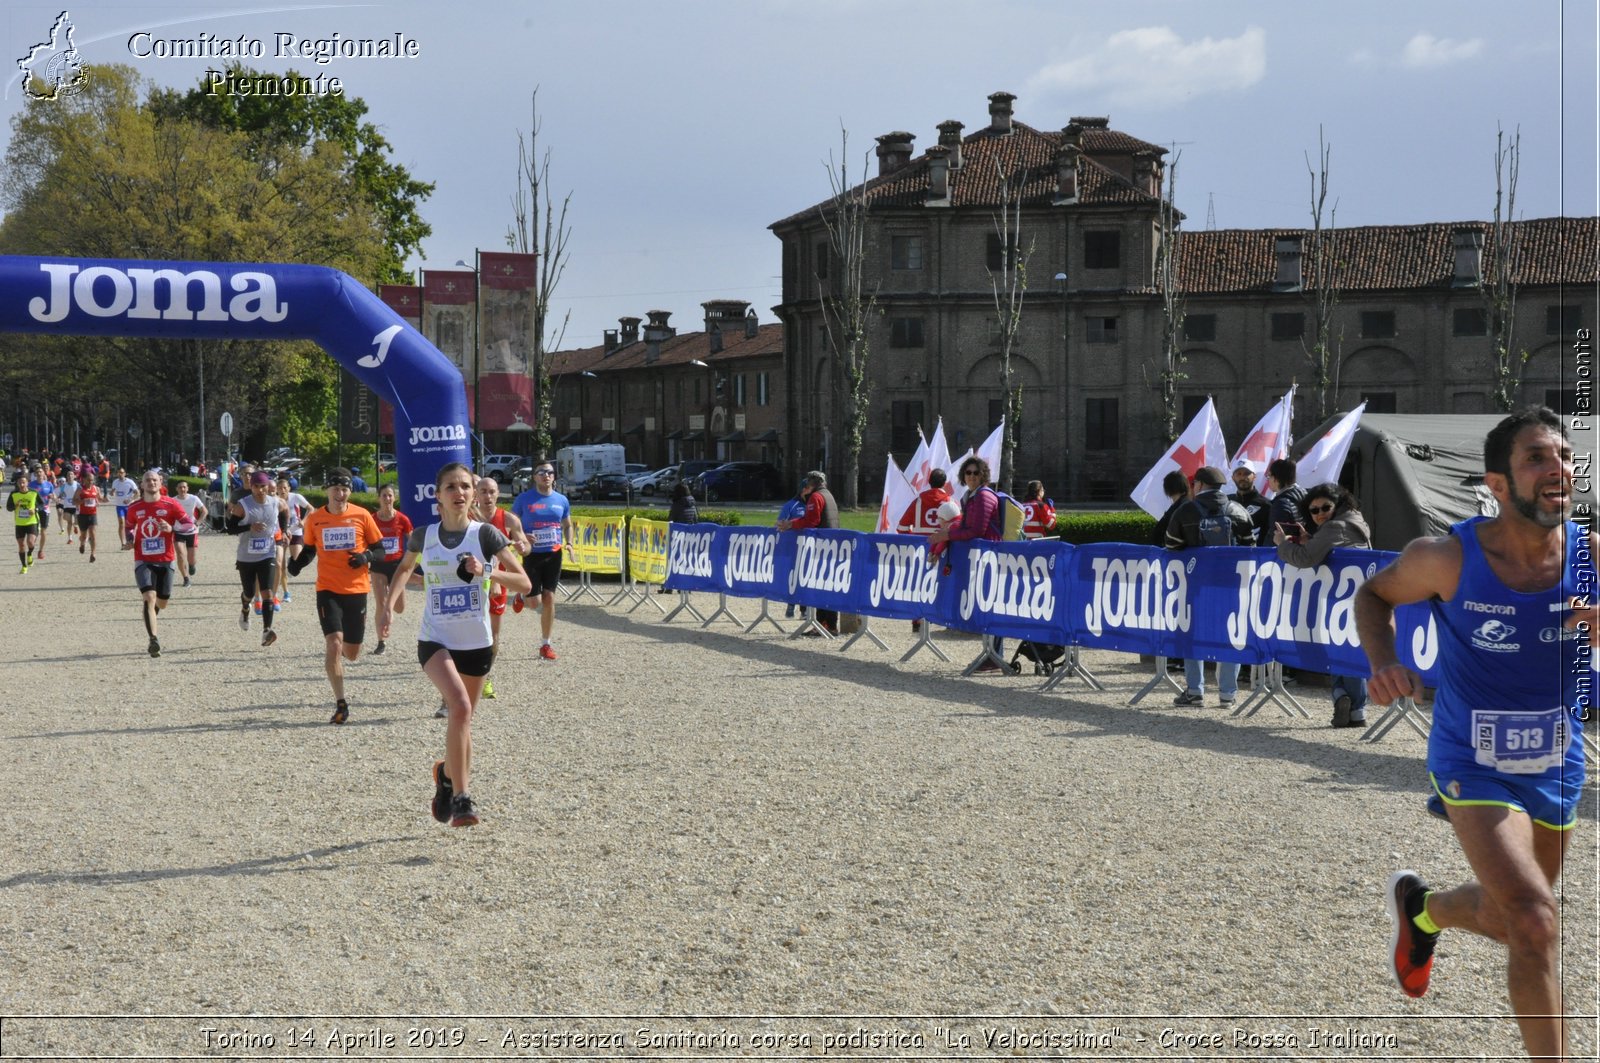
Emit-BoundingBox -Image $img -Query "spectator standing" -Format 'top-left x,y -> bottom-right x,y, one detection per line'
1276,482 -> 1372,727
1164,465 -> 1255,705
1229,462 -> 1272,544
1019,480 -> 1057,540
1152,470 -> 1190,547
777,470 -> 839,635
928,456 -> 1006,672
667,482 -> 698,525
896,468 -> 951,632
1264,457 -> 1308,539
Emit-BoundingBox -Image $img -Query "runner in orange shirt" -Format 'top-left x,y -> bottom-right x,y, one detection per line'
287,467 -> 386,724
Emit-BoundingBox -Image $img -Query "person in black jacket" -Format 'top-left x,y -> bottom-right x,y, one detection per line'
1230,463 -> 1272,544
1152,470 -> 1190,546
1164,465 -> 1254,705
1265,457 -> 1308,538
667,482 -> 698,525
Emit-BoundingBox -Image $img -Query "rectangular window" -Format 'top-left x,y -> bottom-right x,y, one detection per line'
1270,312 -> 1304,341
1183,314 -> 1217,342
890,400 -> 924,454
986,233 -> 1018,272
733,374 -> 747,406
1361,391 -> 1398,413
1547,304 -> 1582,335
1181,395 -> 1208,426
891,235 -> 924,271
988,399 -> 1007,436
814,241 -> 829,280
889,317 -> 924,348
1084,315 -> 1119,344
1085,398 -> 1119,450
693,378 -> 702,404
1360,310 -> 1396,339
1084,230 -> 1121,270
1453,308 -> 1488,336
756,372 -> 770,407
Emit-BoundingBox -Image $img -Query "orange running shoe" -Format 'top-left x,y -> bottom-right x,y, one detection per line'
539,643 -> 557,661
1386,870 -> 1439,998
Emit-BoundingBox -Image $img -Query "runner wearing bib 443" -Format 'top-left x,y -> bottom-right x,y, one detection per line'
383,462 -> 530,828
1356,406 -> 1596,1061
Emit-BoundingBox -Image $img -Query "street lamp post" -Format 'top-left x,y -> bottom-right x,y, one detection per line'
1055,270 -> 1071,496
455,256 -> 484,474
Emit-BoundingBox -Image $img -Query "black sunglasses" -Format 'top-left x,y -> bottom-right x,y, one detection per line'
534,467 -> 555,475
1308,503 -> 1334,515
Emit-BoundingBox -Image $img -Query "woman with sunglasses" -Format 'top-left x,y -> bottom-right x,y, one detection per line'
928,457 -> 1008,672
1274,481 -> 1372,727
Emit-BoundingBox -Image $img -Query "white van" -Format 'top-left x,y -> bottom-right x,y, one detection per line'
555,444 -> 626,491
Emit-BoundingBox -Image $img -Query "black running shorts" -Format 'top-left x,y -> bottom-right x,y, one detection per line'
76,513 -> 97,530
369,558 -> 399,581
417,640 -> 495,677
135,561 -> 175,599
317,589 -> 368,643
527,549 -> 563,594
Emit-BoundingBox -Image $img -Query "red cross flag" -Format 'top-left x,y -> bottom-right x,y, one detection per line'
877,453 -> 917,533
1129,398 -> 1229,518
1228,388 -> 1295,494
1295,402 -> 1368,491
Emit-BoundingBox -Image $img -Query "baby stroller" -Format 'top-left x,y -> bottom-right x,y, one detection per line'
1011,640 -> 1066,676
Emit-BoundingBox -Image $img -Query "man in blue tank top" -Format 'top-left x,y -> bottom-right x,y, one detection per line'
1355,406 -> 1595,1061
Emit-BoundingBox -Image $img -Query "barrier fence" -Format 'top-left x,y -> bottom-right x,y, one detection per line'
554,518 -> 1595,751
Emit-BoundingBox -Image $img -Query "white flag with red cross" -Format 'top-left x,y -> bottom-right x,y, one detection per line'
1129,398 -> 1230,518
1228,388 -> 1295,495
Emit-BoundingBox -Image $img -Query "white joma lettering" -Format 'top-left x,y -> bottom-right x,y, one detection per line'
787,536 -> 855,595
408,424 -> 467,446
722,532 -> 775,585
669,531 -> 715,579
866,540 -> 938,608
958,548 -> 1055,622
27,263 -> 287,324
1082,555 -> 1189,637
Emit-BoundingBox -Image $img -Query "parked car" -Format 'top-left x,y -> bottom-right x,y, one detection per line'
585,472 -> 636,502
694,461 -> 785,502
264,446 -> 298,466
624,463 -> 649,476
675,460 -> 723,490
480,453 -> 524,483
631,466 -> 677,496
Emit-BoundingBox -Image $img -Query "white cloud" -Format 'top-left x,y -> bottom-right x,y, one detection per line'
1028,26 -> 1266,109
1399,33 -> 1484,68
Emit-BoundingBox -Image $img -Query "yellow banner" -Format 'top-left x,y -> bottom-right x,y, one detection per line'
628,518 -> 670,585
570,513 -> 625,575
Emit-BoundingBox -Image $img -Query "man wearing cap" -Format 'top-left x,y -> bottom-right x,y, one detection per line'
1229,462 -> 1272,545
288,468 -> 386,724
1163,465 -> 1256,706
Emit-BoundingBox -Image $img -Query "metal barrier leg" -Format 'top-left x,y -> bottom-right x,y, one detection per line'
661,590 -> 707,624
701,592 -> 743,628
790,607 -> 835,640
961,635 -> 1010,676
1360,696 -> 1430,742
1040,646 -> 1106,693
569,569 -> 605,604
1232,661 -> 1311,719
743,598 -> 788,635
628,584 -> 669,615
899,620 -> 951,663
839,616 -> 888,652
1128,656 -> 1185,706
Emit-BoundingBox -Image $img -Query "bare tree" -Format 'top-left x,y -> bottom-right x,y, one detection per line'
987,159 -> 1034,489
507,87 -> 574,461
1304,128 -> 1342,421
815,128 -> 878,508
1486,124 -> 1524,411
1149,152 -> 1186,443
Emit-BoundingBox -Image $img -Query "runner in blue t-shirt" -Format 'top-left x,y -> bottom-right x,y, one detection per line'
1355,406 -> 1596,1061
508,461 -> 574,660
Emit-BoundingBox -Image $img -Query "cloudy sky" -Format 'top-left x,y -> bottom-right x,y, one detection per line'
2,0 -> 1594,349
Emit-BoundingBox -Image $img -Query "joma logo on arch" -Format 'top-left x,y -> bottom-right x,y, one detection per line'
28,263 -> 288,323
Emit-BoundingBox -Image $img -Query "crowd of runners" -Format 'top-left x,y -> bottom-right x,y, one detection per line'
3,452 -> 573,831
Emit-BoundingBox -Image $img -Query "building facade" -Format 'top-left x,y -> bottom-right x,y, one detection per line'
548,301 -> 786,471
768,91 -> 1599,502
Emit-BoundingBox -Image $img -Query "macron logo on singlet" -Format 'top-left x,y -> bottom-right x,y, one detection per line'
1462,600 -> 1516,615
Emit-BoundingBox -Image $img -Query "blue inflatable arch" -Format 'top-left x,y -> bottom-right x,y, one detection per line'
0,255 -> 469,525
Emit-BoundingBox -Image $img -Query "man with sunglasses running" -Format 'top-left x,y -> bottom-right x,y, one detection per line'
508,462 -> 573,660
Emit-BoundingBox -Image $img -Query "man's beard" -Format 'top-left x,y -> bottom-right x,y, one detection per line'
1508,478 -> 1569,528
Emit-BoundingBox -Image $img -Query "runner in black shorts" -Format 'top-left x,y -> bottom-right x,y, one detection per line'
316,589 -> 369,644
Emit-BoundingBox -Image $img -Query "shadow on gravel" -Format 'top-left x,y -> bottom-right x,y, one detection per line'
18,713 -> 405,740
0,838 -> 426,889
569,601 -> 1456,801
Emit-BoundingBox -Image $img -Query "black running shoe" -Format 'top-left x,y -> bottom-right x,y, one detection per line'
1386,870 -> 1439,998
330,699 -> 349,725
371,639 -> 385,656
261,629 -> 277,648
147,636 -> 161,658
431,760 -> 453,824
449,792 -> 479,827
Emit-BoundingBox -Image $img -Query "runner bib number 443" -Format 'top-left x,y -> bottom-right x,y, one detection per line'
430,585 -> 482,616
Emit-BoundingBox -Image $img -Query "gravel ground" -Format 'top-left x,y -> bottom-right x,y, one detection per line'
1,531 -> 1595,1060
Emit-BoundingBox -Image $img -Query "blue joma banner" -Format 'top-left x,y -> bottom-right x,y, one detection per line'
664,527 -> 1454,684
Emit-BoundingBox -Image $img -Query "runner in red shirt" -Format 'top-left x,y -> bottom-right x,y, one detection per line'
369,483 -> 414,658
75,471 -> 101,562
122,470 -> 187,657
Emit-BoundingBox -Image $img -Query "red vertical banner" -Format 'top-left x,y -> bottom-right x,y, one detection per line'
477,252 -> 537,430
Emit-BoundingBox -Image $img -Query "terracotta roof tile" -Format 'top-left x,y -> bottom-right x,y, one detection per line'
550,322 -> 783,375
1176,217 -> 1598,293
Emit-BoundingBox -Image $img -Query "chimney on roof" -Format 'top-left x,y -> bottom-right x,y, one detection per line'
926,145 -> 951,205
1273,235 -> 1304,292
937,120 -> 964,169
744,308 -> 758,339
1054,131 -> 1081,204
988,91 -> 1016,134
619,316 -> 641,346
1069,116 -> 1109,130
643,309 -> 675,342
1452,227 -> 1485,287
708,323 -> 723,355
1132,150 -> 1159,196
604,328 -> 620,353
701,299 -> 751,334
875,131 -> 915,176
